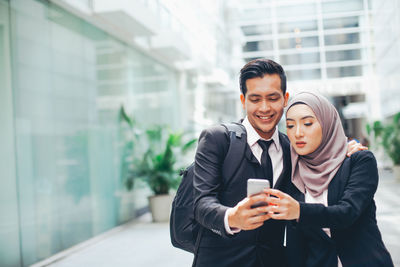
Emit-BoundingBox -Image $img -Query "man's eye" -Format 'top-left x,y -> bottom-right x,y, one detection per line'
250,99 -> 260,102
269,98 -> 279,101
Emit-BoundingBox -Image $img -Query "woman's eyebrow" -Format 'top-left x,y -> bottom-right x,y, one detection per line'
300,115 -> 315,120
286,115 -> 315,121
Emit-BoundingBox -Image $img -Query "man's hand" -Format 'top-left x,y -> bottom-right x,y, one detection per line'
347,140 -> 368,157
228,194 -> 271,230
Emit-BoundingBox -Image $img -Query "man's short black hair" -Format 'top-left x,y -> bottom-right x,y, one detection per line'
239,58 -> 287,96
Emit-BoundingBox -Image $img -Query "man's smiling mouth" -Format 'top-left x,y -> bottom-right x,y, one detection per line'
257,115 -> 274,120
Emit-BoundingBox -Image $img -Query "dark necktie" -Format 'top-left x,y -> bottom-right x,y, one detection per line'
257,140 -> 274,187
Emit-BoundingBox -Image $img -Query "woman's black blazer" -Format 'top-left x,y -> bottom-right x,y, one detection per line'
286,151 -> 393,267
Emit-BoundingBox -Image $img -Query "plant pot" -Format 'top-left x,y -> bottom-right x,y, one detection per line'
392,165 -> 400,181
148,194 -> 174,222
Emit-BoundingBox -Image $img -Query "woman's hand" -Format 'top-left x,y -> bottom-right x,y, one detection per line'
264,189 -> 300,220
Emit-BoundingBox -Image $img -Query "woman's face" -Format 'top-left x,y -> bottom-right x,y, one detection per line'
286,104 -> 323,155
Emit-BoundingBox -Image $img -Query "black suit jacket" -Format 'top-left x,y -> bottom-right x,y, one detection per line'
193,124 -> 292,267
286,151 -> 394,267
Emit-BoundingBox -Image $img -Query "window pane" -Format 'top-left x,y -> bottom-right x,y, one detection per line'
324,33 -> 360,46
286,68 -> 321,81
245,0 -> 270,4
244,57 -> 260,63
0,2 -> 22,266
243,40 -> 273,52
278,20 -> 318,33
325,49 -> 361,62
322,0 -> 363,14
276,3 -> 316,18
323,16 -> 361,30
241,24 -> 272,36
279,36 -> 319,49
280,52 -> 320,65
327,65 -> 362,78
241,8 -> 270,20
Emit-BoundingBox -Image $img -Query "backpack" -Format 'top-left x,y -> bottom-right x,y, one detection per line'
169,122 -> 247,253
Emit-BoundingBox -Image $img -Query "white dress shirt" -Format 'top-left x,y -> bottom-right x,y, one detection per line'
224,117 -> 284,234
242,117 -> 283,186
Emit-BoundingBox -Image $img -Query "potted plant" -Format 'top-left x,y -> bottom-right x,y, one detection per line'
134,126 -> 196,222
120,107 -> 197,222
367,112 -> 400,179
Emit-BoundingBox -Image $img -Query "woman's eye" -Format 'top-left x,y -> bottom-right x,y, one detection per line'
304,123 -> 313,126
286,125 -> 294,129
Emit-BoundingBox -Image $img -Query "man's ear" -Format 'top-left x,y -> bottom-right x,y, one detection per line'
283,92 -> 289,107
240,94 -> 246,109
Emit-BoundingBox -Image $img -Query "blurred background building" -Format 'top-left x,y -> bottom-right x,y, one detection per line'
0,0 -> 240,266
372,0 -> 400,119
230,0 -> 376,139
231,0 -> 400,138
0,0 -> 399,266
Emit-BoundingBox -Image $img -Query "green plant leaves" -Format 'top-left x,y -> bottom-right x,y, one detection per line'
167,132 -> 183,146
146,126 -> 163,143
367,112 -> 400,165
119,105 -> 197,195
182,138 -> 198,152
119,106 -> 134,128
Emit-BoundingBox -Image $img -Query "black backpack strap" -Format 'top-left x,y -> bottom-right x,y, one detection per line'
191,226 -> 204,267
221,122 -> 247,180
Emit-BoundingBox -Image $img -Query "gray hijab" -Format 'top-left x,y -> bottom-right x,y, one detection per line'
287,92 -> 347,197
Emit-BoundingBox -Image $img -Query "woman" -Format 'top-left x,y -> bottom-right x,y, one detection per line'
264,92 -> 393,267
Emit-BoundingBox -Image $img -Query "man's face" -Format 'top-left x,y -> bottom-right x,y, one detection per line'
240,74 -> 289,140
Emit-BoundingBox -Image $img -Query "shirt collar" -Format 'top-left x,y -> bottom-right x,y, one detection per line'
242,116 -> 281,151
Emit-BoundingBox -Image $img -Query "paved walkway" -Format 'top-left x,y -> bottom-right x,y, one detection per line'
38,213 -> 193,267
374,168 -> 400,266
35,169 -> 399,267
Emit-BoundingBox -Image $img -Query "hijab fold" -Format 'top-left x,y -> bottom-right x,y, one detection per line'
287,92 -> 347,197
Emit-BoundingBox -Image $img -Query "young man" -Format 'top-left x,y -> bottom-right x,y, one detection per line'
192,59 -> 364,267
193,59 -> 291,267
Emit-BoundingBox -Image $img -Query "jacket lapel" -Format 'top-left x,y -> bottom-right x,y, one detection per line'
328,158 -> 350,205
244,142 -> 260,164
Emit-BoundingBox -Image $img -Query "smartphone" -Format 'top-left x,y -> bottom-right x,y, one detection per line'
247,179 -> 270,208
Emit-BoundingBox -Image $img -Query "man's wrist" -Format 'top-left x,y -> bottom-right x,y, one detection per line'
224,207 -> 240,234
227,207 -> 237,228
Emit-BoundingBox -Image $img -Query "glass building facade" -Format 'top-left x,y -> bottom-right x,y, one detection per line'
372,0 -> 400,119
0,0 -> 180,266
236,0 -> 373,82
229,0 -> 375,140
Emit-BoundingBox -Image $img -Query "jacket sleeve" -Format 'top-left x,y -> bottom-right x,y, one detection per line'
297,151 -> 378,229
193,126 -> 231,237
